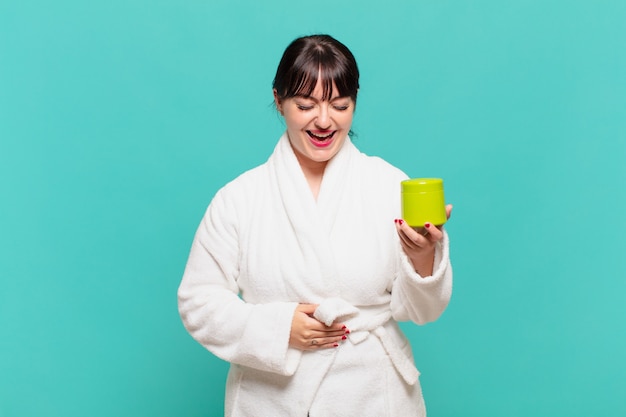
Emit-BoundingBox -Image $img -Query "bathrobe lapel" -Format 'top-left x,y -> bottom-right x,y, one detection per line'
268,133 -> 355,298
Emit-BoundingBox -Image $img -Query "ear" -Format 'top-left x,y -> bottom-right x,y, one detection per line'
273,89 -> 283,115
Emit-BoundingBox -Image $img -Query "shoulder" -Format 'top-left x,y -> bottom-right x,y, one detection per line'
202,135 -> 280,218
212,163 -> 269,207
356,150 -> 408,185
221,163 -> 268,193
197,160 -> 268,227
347,150 -> 408,209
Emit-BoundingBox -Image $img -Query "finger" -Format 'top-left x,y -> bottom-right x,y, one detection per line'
299,313 -> 349,338
302,320 -> 347,335
296,303 -> 318,316
446,204 -> 453,220
307,334 -> 348,350
308,319 -> 350,334
423,222 -> 443,241
312,329 -> 349,339
398,229 -> 420,250
396,219 -> 428,247
301,305 -> 350,331
315,324 -> 348,333
301,328 -> 347,343
396,225 -> 417,249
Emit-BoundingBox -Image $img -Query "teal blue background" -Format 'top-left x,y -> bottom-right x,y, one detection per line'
1,0 -> 625,416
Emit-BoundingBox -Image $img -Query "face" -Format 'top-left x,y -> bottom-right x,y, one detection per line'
274,80 -> 354,170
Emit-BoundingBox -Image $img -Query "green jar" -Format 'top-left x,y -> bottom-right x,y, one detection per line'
401,178 -> 447,227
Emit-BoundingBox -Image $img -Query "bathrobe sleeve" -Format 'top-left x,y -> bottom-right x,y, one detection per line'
177,186 -> 301,375
374,162 -> 452,325
390,228 -> 453,325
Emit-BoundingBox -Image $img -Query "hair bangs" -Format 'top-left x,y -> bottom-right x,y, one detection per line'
288,50 -> 356,100
288,56 -> 321,99
319,58 -> 355,100
273,34 -> 359,102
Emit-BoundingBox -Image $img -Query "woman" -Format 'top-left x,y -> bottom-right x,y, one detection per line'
178,34 -> 452,417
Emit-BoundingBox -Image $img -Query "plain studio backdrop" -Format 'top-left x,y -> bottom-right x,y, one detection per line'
1,1 -> 625,416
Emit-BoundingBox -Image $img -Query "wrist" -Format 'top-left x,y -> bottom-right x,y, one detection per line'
408,248 -> 435,277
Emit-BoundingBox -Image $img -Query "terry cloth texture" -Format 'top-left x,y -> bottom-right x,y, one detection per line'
178,133 -> 452,417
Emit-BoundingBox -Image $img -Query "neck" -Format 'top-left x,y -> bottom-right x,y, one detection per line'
292,147 -> 328,200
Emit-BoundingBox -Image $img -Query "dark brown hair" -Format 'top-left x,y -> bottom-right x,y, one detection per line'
273,34 -> 359,103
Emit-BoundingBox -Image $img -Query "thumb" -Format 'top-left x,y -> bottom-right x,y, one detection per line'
445,204 -> 453,219
296,303 -> 319,315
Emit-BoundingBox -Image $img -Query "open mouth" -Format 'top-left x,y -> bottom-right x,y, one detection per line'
307,130 -> 336,147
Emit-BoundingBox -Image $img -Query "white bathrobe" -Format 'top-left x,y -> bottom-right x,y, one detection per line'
178,133 -> 452,417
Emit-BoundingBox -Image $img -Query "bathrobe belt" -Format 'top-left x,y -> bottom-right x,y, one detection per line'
314,298 -> 420,385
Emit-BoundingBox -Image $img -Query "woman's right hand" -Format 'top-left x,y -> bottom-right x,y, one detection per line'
289,304 -> 349,350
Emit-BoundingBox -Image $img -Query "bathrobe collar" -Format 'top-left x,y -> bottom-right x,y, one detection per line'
268,132 -> 357,295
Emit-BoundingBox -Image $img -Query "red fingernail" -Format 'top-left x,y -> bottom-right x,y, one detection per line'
341,325 -> 347,329
394,219 -> 398,224
333,343 -> 339,347
345,329 -> 350,334
398,220 -> 404,225
425,223 -> 431,228
342,335 -> 347,340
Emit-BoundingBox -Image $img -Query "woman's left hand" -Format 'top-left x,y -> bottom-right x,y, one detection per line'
395,204 -> 453,276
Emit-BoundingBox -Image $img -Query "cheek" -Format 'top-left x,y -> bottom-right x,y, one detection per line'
284,113 -> 308,130
338,111 -> 354,126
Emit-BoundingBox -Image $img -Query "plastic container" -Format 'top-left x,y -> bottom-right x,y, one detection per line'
401,178 -> 447,227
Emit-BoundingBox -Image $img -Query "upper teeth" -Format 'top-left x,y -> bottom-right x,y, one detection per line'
310,132 -> 332,139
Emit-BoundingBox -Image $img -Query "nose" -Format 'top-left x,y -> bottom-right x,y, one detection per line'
315,104 -> 331,130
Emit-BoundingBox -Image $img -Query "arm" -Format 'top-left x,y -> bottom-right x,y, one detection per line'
390,206 -> 453,324
177,190 -> 301,375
